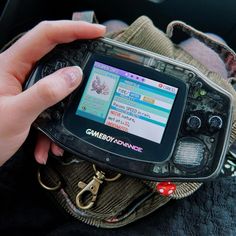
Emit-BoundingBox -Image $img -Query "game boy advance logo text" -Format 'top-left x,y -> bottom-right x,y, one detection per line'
85,129 -> 143,153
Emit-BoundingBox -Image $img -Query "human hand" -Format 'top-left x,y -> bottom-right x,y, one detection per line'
0,20 -> 106,166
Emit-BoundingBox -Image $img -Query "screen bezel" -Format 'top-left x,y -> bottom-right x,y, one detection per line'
63,54 -> 188,163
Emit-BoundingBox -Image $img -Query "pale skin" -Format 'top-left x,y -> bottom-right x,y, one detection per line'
0,20 -> 106,166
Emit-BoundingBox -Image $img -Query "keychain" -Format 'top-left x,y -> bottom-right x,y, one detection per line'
76,165 -> 121,210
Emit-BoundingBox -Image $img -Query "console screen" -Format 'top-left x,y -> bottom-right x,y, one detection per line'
76,61 -> 178,144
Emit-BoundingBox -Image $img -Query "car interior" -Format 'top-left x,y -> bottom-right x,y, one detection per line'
0,0 -> 235,235
1,0 -> 236,51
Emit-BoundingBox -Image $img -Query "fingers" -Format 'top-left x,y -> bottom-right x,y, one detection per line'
51,143 -> 64,157
34,133 -> 51,164
0,20 -> 106,83
35,133 -> 64,164
10,66 -> 82,124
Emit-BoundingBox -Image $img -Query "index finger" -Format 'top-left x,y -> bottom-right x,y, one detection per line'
0,20 -> 106,83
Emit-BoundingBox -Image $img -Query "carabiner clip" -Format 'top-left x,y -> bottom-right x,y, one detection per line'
75,171 -> 105,210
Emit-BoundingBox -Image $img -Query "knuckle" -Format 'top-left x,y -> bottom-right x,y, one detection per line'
37,21 -> 54,39
38,20 -> 60,43
38,20 -> 53,30
37,80 -> 58,104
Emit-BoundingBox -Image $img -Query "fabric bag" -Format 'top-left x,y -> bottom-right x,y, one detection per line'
37,15 -> 236,228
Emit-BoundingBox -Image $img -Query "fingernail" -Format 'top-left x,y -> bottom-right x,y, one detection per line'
63,66 -> 83,88
94,24 -> 106,30
40,152 -> 48,165
53,146 -> 64,157
35,151 -> 48,165
42,158 -> 47,165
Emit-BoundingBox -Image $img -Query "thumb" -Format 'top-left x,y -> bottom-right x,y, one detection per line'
14,66 -> 83,123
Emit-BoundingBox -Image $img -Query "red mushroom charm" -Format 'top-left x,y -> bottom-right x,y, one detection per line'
156,182 -> 176,196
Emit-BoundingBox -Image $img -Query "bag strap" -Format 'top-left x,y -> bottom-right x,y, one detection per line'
72,11 -> 98,23
166,21 -> 236,177
166,20 -> 236,78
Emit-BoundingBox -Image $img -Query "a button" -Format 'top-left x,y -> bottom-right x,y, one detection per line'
52,110 -> 62,120
90,42 -> 99,50
41,59 -> 70,77
156,182 -> 176,196
208,115 -> 223,132
54,60 -> 69,70
41,64 -> 55,77
73,52 -> 84,62
80,44 -> 87,51
186,115 -> 201,131
187,72 -> 195,78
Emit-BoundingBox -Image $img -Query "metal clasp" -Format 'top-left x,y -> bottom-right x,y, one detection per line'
37,167 -> 61,191
75,170 -> 105,210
